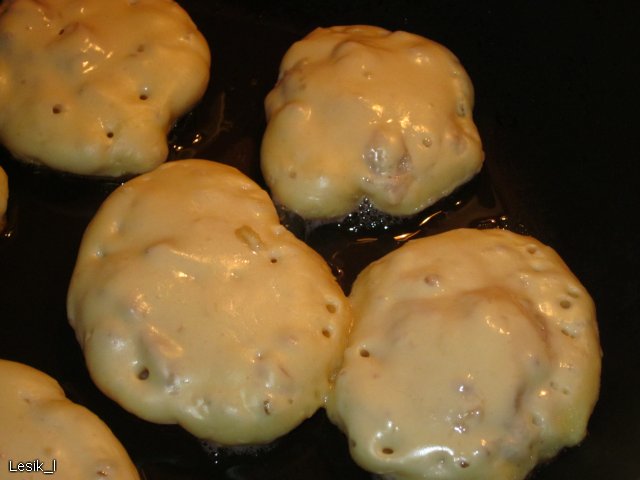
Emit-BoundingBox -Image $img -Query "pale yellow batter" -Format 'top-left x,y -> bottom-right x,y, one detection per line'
0,359 -> 139,480
327,228 -> 601,480
0,0 -> 210,176
67,159 -> 353,445
262,25 -> 483,219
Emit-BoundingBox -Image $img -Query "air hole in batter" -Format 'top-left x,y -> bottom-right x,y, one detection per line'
560,299 -> 572,309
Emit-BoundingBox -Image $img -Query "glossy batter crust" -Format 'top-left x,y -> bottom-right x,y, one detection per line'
0,0 -> 210,176
0,359 -> 139,480
327,228 -> 601,480
67,159 -> 353,445
262,25 -> 483,219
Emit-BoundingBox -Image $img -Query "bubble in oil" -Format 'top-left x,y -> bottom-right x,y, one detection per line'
471,215 -> 528,235
277,198 -> 413,238
337,198 -> 410,234
199,438 -> 279,465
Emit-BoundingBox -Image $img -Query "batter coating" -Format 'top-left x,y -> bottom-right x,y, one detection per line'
327,228 -> 601,480
0,359 -> 139,480
0,165 -> 7,225
67,159 -> 352,445
0,0 -> 210,176
261,25 -> 483,219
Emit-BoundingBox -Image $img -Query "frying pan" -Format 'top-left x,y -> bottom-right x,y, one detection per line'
0,1 -> 636,478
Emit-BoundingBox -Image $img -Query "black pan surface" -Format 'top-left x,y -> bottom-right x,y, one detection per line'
0,1 -> 637,479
